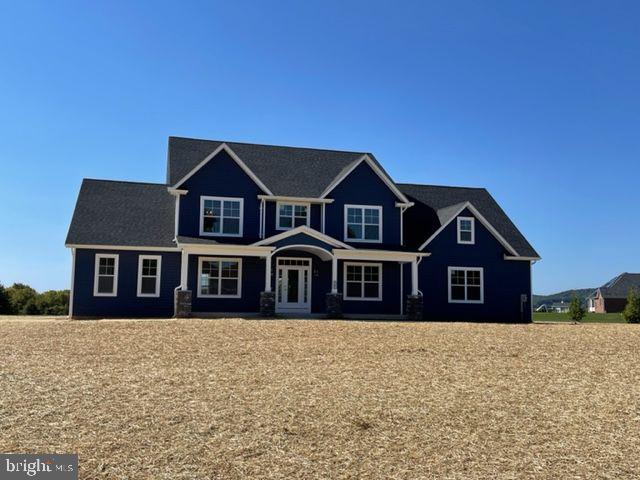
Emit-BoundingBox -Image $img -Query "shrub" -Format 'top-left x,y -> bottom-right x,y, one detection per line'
568,295 -> 586,323
7,283 -> 38,314
622,288 -> 640,324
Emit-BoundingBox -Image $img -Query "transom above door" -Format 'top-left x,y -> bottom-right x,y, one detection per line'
276,258 -> 311,314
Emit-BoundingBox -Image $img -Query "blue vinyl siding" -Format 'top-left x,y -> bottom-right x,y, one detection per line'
72,249 -> 180,318
419,208 -> 532,322
188,254 -> 264,313
323,162 -> 401,248
178,150 -> 263,243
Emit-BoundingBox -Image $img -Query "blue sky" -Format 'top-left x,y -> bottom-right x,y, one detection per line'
0,1 -> 638,294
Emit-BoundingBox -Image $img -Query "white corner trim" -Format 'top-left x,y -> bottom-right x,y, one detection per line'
343,204 -> 383,243
199,196 -> 244,237
93,253 -> 119,297
319,154 -> 410,203
196,257 -> 243,299
457,216 -> 475,244
447,266 -> 484,304
136,254 -> 162,298
252,225 -> 354,249
69,248 -> 76,318
172,143 -> 273,194
343,262 -> 383,301
275,201 -> 311,231
418,202 -> 519,256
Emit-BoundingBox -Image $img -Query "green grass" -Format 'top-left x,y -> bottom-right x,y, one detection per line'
533,312 -> 626,323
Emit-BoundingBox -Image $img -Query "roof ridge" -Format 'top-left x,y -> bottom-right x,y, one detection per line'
398,182 -> 486,190
83,178 -> 167,187
169,136 -> 368,156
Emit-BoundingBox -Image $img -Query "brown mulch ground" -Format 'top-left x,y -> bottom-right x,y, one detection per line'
1,317 -> 639,479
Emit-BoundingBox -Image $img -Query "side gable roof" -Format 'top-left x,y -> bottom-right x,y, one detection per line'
400,184 -> 539,259
167,136 -> 407,200
66,179 -> 176,248
598,273 -> 640,298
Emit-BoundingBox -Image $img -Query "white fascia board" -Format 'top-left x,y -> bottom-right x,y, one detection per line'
252,225 -> 354,249
257,195 -> 334,204
417,201 -> 519,256
167,188 -> 188,196
504,255 -> 541,261
65,244 -> 180,252
179,244 -> 275,257
172,143 -> 273,195
333,249 -> 429,262
395,201 -> 414,208
319,154 -> 410,203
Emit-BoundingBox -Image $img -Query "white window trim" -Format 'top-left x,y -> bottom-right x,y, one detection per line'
197,257 -> 243,298
447,266 -> 484,304
276,201 -> 311,231
93,253 -> 119,297
343,204 -> 383,243
457,216 -> 475,244
137,255 -> 162,298
343,262 -> 383,301
199,196 -> 244,237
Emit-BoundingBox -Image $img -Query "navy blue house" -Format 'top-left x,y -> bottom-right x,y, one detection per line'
65,137 -> 540,321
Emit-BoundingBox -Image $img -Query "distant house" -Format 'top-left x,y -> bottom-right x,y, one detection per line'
587,273 -> 640,313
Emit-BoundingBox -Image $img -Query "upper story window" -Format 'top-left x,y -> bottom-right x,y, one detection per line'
457,217 -> 475,244
137,255 -> 162,297
94,254 -> 118,297
448,267 -> 483,303
344,205 -> 382,243
277,202 -> 309,230
200,196 -> 243,237
197,257 -> 242,298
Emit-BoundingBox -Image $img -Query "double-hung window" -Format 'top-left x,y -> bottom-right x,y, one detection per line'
94,254 -> 118,296
198,257 -> 242,298
137,255 -> 162,297
200,196 -> 243,237
457,217 -> 475,244
277,202 -> 309,230
344,205 -> 382,242
344,262 -> 382,300
448,267 -> 483,303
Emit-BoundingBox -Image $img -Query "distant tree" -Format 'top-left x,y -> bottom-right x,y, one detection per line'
35,290 -> 70,315
568,295 -> 586,323
622,288 -> 640,324
7,283 -> 38,314
0,283 -> 10,314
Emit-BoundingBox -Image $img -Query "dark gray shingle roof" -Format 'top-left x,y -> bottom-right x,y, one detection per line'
66,179 -> 176,248
399,184 -> 539,258
598,273 -> 640,298
167,136 -> 370,197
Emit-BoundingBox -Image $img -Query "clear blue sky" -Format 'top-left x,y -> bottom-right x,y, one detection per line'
1,1 -> 638,295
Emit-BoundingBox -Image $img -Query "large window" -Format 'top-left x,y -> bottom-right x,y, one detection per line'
277,202 -> 309,230
344,262 -> 382,301
137,255 -> 162,297
198,257 -> 242,298
200,196 -> 243,237
448,267 -> 483,303
94,254 -> 118,297
457,217 -> 475,244
344,205 -> 382,242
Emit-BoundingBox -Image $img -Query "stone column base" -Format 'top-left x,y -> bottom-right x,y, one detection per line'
406,294 -> 423,321
260,291 -> 276,317
326,292 -> 343,319
175,290 -> 192,318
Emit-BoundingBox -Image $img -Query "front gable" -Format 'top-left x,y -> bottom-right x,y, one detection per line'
177,149 -> 264,241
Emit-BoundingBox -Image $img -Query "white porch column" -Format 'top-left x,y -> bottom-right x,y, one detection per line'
264,254 -> 272,292
411,259 -> 419,296
331,256 -> 338,293
180,250 -> 189,290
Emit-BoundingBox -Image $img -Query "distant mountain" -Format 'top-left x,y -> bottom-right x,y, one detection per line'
533,288 -> 595,308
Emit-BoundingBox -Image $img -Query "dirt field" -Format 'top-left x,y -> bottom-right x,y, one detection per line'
1,317 -> 639,479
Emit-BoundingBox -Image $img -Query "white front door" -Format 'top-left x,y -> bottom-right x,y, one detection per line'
276,258 -> 311,313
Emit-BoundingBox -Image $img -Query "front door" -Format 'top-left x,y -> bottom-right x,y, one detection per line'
276,258 -> 311,313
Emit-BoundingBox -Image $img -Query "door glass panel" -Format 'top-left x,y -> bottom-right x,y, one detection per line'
303,270 -> 308,303
288,269 -> 299,303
